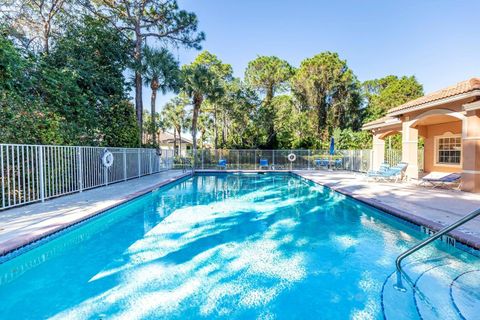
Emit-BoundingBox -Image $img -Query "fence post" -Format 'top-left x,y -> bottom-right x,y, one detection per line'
307,150 -> 311,170
201,149 -> 204,170
77,147 -> 83,192
0,145 -> 4,208
38,146 -> 45,202
157,149 -> 161,172
237,150 -> 240,170
272,150 -> 275,170
123,149 -> 127,180
104,149 -> 108,186
138,149 -> 141,177
254,150 -> 257,170
149,151 -> 153,175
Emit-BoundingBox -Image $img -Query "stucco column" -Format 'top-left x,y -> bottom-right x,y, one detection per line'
401,119 -> 419,180
461,108 -> 480,192
372,134 -> 385,171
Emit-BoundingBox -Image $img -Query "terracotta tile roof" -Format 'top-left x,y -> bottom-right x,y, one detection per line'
388,78 -> 480,114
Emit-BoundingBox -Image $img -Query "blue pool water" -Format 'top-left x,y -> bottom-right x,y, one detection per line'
0,173 -> 479,319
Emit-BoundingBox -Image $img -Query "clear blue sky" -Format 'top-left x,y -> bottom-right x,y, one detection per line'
146,0 -> 480,111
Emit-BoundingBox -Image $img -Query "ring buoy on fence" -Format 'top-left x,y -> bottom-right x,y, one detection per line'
287,153 -> 297,162
101,150 -> 114,168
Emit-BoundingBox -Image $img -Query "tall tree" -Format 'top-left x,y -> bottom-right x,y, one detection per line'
44,16 -> 138,146
192,51 -> 233,149
142,46 -> 180,146
84,0 -> 204,144
162,94 -> 189,154
291,52 -> 361,141
0,33 -> 64,143
0,0 -> 71,53
362,75 -> 423,123
181,53 -> 224,160
244,56 -> 294,148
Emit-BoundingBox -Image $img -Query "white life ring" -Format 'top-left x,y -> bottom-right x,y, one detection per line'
101,150 -> 114,168
287,153 -> 296,162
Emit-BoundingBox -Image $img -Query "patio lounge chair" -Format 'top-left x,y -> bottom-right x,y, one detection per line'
259,158 -> 269,170
368,162 -> 408,182
420,172 -> 461,189
218,159 -> 227,169
315,159 -> 329,169
334,158 -> 343,170
367,162 -> 390,177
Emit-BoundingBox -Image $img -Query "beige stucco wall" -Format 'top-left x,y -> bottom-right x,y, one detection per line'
423,121 -> 462,173
462,109 -> 480,192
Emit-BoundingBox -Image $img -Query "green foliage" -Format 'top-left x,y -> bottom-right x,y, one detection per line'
1,5 -> 425,152
0,34 -> 65,144
362,75 -> 423,123
142,46 -> 180,146
91,0 -> 205,143
291,52 -> 363,141
245,56 -> 294,148
245,56 -> 294,98
181,51 -> 230,152
332,128 -> 372,150
142,46 -> 180,95
0,16 -> 140,147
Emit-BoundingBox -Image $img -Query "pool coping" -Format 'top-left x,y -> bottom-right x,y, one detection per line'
0,171 -> 193,259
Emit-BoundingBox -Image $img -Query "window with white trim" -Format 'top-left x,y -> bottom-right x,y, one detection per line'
435,135 -> 461,165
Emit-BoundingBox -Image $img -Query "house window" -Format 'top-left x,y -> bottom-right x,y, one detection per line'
435,135 -> 461,166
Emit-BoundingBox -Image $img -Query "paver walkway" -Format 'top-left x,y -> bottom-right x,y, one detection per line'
295,170 -> 480,249
0,170 -> 191,255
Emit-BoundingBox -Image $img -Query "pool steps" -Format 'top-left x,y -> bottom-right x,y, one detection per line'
382,255 -> 477,319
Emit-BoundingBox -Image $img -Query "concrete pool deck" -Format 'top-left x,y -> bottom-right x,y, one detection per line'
294,170 -> 480,250
0,170 -> 191,256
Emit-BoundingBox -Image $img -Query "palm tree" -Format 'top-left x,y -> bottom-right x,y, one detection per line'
162,94 -> 190,155
142,46 -> 180,146
181,63 -> 222,161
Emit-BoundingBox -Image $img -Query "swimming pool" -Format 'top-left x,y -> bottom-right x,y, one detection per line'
0,173 -> 478,319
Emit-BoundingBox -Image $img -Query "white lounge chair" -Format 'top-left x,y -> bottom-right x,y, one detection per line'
420,172 -> 461,189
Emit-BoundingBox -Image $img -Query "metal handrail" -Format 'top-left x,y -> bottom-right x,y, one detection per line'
395,207 -> 480,291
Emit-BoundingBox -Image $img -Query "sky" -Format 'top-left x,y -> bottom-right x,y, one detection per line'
145,0 -> 480,112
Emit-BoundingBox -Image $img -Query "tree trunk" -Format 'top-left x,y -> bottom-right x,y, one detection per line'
150,81 -> 159,147
134,26 -> 143,145
173,130 -> 177,156
214,105 -> 218,150
178,128 -> 182,156
43,20 -> 50,54
191,92 -> 203,164
265,86 -> 275,148
222,111 -> 226,147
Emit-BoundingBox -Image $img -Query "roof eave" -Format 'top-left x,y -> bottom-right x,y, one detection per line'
362,119 -> 402,131
387,90 -> 480,117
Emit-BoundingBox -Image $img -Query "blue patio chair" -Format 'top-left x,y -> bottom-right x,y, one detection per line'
334,158 -> 343,169
259,158 -> 269,170
420,172 -> 461,189
367,162 -> 390,177
218,159 -> 227,169
315,159 -> 329,169
372,162 -> 408,182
